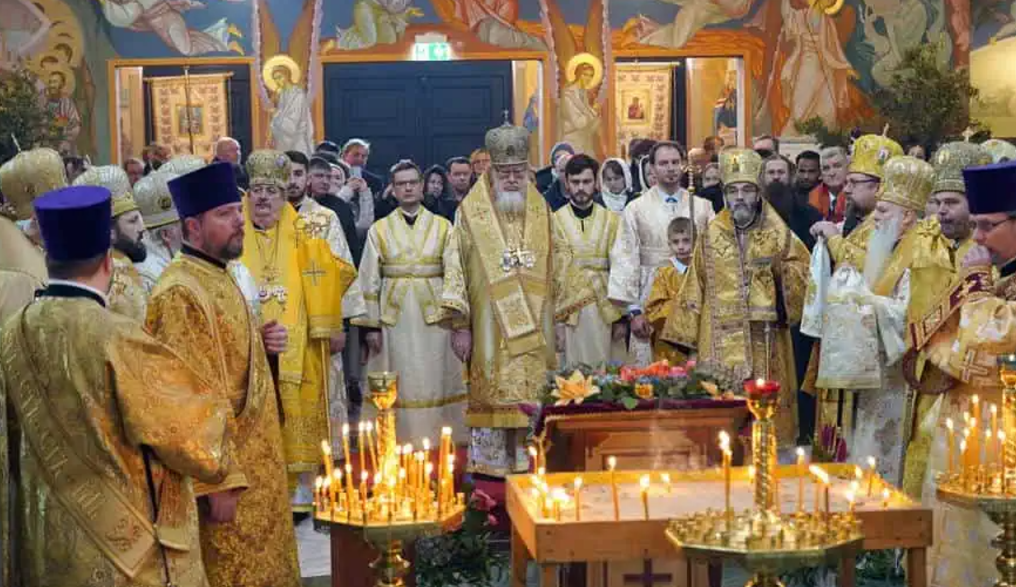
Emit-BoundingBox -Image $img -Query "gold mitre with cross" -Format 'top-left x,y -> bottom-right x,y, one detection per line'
0,148 -> 67,220
849,134 -> 903,179
73,165 -> 139,219
877,155 -> 936,212
134,170 -> 179,229
246,150 -> 292,187
932,142 -> 993,195
719,148 -> 763,186
485,122 -> 530,166
160,154 -> 207,175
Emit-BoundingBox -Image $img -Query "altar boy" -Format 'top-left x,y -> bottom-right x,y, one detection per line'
645,217 -> 695,364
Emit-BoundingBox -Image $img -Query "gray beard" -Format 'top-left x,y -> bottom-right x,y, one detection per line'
863,214 -> 902,287
496,191 -> 525,214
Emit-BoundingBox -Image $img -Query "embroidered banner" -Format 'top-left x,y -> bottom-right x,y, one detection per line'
149,73 -> 231,160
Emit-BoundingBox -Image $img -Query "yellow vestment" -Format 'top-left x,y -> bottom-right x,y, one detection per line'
0,217 -> 46,322
146,252 -> 300,587
552,203 -> 626,366
661,203 -> 810,446
241,200 -> 354,508
110,249 -> 148,321
1,288 -> 233,587
645,262 -> 690,365
441,179 -> 592,476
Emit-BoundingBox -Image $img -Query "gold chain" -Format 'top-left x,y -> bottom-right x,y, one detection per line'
254,225 -> 283,283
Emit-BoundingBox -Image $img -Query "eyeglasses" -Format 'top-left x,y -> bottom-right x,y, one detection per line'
844,178 -> 879,188
393,179 -> 421,188
973,217 -> 1016,234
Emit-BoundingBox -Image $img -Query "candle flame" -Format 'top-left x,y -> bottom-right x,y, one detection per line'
846,490 -> 855,503
425,462 -> 434,475
399,468 -> 406,479
342,423 -> 350,435
946,418 -> 954,431
882,488 -> 891,499
528,446 -> 538,457
987,429 -> 994,440
639,474 -> 650,489
991,404 -> 998,415
867,456 -> 876,468
537,467 -> 546,476
405,443 -> 413,454
321,440 -> 332,455
1001,430 -> 1008,441
315,477 -> 323,490
808,464 -> 830,484
961,439 -> 968,451
854,466 -> 863,479
366,421 -> 374,432
755,377 -> 765,387
358,421 -> 365,432
422,438 -> 431,451
973,394 -> 980,406
553,487 -> 568,501
850,480 -> 860,492
441,426 -> 452,436
345,463 -> 352,473
333,470 -> 342,483
608,456 -> 617,470
796,447 -> 805,458
574,477 -> 583,489
360,470 -> 368,482
373,472 -> 382,485
661,473 -> 671,484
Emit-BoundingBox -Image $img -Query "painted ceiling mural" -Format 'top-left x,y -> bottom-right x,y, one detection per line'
1,0 -> 1011,162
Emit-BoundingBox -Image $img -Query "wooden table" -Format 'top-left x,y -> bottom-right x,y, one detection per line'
506,465 -> 932,587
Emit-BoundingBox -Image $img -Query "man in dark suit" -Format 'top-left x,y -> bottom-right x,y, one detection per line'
308,156 -> 362,264
341,138 -> 384,197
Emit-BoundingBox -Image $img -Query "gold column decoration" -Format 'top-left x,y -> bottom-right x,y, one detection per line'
147,72 -> 232,159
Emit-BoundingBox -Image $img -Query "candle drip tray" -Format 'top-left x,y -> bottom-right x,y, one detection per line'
313,504 -> 465,542
665,509 -> 864,576
936,476 -> 1016,514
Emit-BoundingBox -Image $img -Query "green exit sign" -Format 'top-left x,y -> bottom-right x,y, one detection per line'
413,42 -> 452,61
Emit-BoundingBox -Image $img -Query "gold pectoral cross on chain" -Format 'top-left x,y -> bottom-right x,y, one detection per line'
258,268 -> 288,307
501,246 -> 535,273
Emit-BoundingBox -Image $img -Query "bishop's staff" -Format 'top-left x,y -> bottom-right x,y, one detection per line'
183,65 -> 196,155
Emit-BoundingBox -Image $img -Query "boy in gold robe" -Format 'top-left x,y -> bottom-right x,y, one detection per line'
662,149 -> 810,446
146,162 -> 301,587
1,184 -> 234,587
241,150 -> 356,512
645,216 -> 694,364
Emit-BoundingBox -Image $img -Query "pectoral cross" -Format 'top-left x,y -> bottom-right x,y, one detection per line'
501,246 -> 535,273
303,260 -> 326,286
622,560 -> 673,587
962,126 -> 975,143
502,109 -> 511,124
258,284 -> 288,306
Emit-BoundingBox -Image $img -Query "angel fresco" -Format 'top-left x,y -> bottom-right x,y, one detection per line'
254,0 -> 319,154
862,0 -> 951,88
628,0 -> 754,49
99,0 -> 244,56
333,0 -> 422,50
541,0 -> 610,159
431,0 -> 546,49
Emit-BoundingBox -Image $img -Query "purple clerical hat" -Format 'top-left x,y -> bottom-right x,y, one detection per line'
964,160 -> 1016,215
33,185 -> 112,262
168,161 -> 240,219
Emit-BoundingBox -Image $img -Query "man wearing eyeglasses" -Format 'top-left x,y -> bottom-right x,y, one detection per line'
660,148 -> 810,449
354,160 -> 466,442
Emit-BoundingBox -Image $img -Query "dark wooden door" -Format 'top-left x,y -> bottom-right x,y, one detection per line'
323,61 -> 513,177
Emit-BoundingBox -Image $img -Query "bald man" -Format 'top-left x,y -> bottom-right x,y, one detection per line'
214,137 -> 241,164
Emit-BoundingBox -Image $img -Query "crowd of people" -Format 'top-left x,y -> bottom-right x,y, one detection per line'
2,122 -> 1016,587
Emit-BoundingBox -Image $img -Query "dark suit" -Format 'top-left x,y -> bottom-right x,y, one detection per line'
541,178 -> 569,211
312,194 -> 363,265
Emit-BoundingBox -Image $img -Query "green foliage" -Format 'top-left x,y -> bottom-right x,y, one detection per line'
794,117 -> 852,148
872,44 -> 980,147
0,68 -> 57,164
415,486 -> 507,587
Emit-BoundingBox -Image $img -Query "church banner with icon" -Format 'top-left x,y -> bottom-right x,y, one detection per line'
615,65 -> 672,159
148,73 -> 231,160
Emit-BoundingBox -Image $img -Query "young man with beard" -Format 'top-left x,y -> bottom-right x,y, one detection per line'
762,155 -> 823,250
553,154 -> 627,366
812,156 -> 936,485
907,160 -> 1016,586
146,162 -> 301,587
355,161 -> 466,441
73,165 -> 149,321
239,151 -> 356,513
608,141 -> 715,365
442,123 -> 591,483
661,148 -> 810,448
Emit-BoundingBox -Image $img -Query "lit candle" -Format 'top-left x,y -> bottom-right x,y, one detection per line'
991,403 -> 999,442
866,456 -> 877,497
365,422 -> 379,473
846,490 -> 856,516
357,422 -> 367,474
719,431 -> 732,517
439,427 -> 451,489
321,440 -> 337,506
796,447 -> 806,514
574,477 -> 583,521
946,418 -> 955,475
528,445 -> 539,473
552,490 -> 563,522
332,470 -> 342,517
640,475 -> 651,520
809,464 -> 824,514
608,456 -> 620,521
882,487 -> 890,509
314,476 -> 323,511
960,439 -> 969,490
341,423 -> 352,470
986,428 -> 993,469
360,470 -> 369,518
662,472 -> 672,495
1001,431 -> 1009,490
344,464 -> 355,513
424,462 -> 434,515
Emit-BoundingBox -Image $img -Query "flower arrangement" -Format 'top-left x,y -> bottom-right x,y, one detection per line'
540,359 -> 743,411
415,487 -> 507,587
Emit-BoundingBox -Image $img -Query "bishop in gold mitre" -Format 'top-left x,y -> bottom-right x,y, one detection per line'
240,149 -> 356,512
73,165 -> 148,320
441,122 -> 593,478
661,148 -> 810,447
145,162 -> 301,587
1,184 -> 234,587
906,160 -> 1016,587
0,148 -> 65,321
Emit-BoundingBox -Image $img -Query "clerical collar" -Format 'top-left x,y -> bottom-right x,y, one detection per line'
41,280 -> 108,307
1001,257 -> 1016,279
182,243 -> 228,270
289,196 -> 308,210
671,258 -> 689,274
401,209 -> 420,226
570,202 -> 594,219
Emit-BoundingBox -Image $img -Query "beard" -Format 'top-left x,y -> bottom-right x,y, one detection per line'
863,213 -> 902,286
729,199 -> 759,228
113,232 -> 147,263
496,191 -> 526,215
764,182 -> 795,222
216,233 -> 244,261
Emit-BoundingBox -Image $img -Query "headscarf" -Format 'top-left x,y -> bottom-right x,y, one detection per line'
599,157 -> 632,213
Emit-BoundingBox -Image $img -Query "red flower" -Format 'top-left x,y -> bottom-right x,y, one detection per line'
686,359 -> 697,369
487,514 -> 499,527
470,489 -> 497,512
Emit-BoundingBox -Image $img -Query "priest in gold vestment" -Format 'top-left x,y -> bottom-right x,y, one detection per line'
906,160 -> 1016,587
240,150 -> 356,512
608,141 -> 715,365
442,123 -> 592,477
661,149 -> 810,447
74,165 -> 149,321
0,148 -> 64,322
1,185 -> 234,587
355,160 -> 466,441
807,134 -> 903,438
146,162 -> 300,587
552,154 -> 626,366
